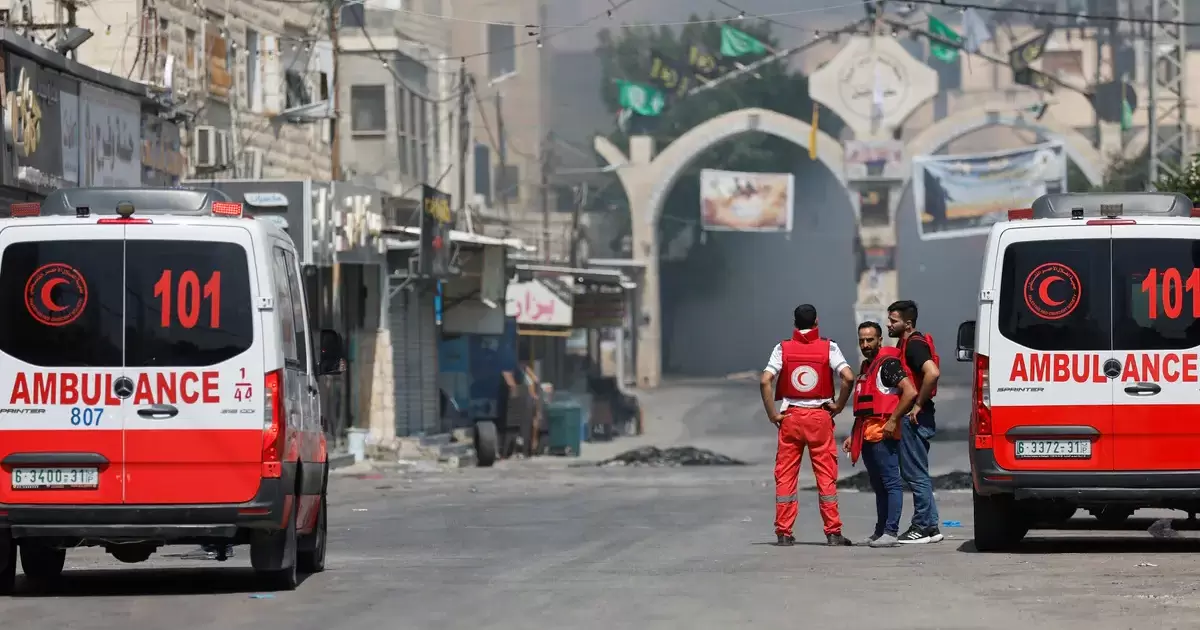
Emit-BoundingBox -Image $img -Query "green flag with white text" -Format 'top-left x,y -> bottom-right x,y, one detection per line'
928,15 -> 962,63
720,25 -> 767,58
616,80 -> 666,117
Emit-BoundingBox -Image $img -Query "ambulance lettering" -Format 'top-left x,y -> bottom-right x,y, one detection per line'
9,371 -> 221,405
1008,353 -> 1200,383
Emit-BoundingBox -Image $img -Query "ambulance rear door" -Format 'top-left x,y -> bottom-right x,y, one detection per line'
121,224 -> 265,504
0,224 -> 128,504
988,225 -> 1115,472
1109,223 -> 1200,470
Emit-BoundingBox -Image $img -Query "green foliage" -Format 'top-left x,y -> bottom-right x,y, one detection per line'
1155,153 -> 1200,202
591,16 -> 843,282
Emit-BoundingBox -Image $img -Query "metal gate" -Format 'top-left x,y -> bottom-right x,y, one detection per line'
390,286 -> 439,436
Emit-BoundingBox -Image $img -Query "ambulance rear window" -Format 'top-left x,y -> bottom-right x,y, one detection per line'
124,241 -> 254,367
998,239 -> 1111,351
0,240 -> 125,367
1112,238 -> 1200,351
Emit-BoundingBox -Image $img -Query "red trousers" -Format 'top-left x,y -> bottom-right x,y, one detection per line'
774,405 -> 843,536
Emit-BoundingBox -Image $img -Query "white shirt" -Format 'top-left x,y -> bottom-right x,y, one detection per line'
763,330 -> 850,410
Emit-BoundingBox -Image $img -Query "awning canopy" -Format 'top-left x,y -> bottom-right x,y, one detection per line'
382,226 -> 534,252
512,263 -> 636,289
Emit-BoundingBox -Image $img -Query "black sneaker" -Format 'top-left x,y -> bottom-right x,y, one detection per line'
926,526 -> 944,543
896,525 -> 932,544
776,534 -> 795,546
826,532 -> 852,546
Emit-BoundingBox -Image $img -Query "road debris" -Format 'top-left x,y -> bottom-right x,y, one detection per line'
595,446 -> 747,467
942,520 -> 963,528
1149,518 -> 1180,539
832,470 -> 973,491
1136,562 -> 1159,568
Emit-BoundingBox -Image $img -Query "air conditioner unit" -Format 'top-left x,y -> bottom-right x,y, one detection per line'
241,148 -> 264,179
192,125 -> 216,169
215,130 -> 231,167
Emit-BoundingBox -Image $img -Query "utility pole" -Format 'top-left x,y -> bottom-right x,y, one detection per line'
568,182 -> 587,267
223,0 -> 241,176
329,0 -> 342,181
456,62 -> 471,228
1147,0 -> 1188,186
495,91 -> 509,219
540,137 -> 551,262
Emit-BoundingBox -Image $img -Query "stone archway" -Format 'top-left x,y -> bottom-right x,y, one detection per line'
904,103 -> 1108,186
594,107 -> 847,387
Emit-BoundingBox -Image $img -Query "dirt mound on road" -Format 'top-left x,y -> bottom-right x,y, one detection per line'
596,446 -> 748,467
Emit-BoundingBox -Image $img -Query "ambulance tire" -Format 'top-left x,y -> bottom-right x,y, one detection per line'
0,534 -> 15,595
298,488 -> 328,574
19,544 -> 65,585
252,496 -> 299,591
972,491 -> 1028,552
474,421 -> 498,468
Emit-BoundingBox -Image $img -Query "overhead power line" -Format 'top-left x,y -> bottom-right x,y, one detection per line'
901,0 -> 1200,28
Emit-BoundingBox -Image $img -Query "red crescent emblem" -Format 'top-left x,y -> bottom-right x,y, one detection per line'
1023,262 -> 1081,320
1037,276 -> 1064,306
25,263 -> 88,326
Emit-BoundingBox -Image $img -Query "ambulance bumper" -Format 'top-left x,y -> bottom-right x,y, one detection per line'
0,476 -> 290,542
972,449 -> 1200,501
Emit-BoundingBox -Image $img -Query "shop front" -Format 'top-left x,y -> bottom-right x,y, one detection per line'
0,30 -> 173,209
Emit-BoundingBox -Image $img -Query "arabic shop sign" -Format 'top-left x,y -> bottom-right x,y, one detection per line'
506,276 -> 574,327
4,53 -> 70,193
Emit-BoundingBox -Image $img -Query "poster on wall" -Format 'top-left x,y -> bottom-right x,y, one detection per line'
80,83 -> 142,187
699,168 -> 794,232
419,184 -> 454,277
60,90 -> 79,184
912,142 -> 1066,240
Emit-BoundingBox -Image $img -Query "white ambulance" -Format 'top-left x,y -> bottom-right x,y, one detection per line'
0,187 -> 345,591
957,192 -> 1200,551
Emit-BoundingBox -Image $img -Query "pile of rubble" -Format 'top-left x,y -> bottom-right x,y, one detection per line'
596,446 -> 747,467
833,470 -> 973,491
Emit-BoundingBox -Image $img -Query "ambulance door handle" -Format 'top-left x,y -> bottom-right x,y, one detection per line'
1123,383 -> 1161,396
137,404 -> 179,418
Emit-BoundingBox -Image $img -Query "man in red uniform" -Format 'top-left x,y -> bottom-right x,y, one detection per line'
759,304 -> 855,546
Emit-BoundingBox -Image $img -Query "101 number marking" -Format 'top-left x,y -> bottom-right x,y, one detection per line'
70,407 -> 103,427
1141,268 -> 1200,319
153,270 -> 221,329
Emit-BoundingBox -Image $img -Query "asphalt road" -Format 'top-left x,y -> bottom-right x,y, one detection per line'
3,379 -> 1198,629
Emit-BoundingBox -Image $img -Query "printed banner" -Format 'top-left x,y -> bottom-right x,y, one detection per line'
912,142 -> 1066,240
699,169 -> 794,232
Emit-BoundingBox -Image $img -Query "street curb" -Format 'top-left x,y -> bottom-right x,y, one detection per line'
329,452 -> 357,470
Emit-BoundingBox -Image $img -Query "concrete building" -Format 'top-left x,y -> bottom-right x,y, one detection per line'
450,0 -> 575,261
27,0 -> 335,181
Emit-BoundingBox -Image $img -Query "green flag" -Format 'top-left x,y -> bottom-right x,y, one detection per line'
928,15 -> 962,62
1121,98 -> 1133,131
720,25 -> 767,58
616,80 -> 665,117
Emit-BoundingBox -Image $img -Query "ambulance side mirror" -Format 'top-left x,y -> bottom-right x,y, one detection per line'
318,329 -> 346,375
956,321 -> 976,362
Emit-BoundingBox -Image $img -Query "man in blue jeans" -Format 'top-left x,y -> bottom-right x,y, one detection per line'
886,300 -> 943,544
843,322 -> 917,548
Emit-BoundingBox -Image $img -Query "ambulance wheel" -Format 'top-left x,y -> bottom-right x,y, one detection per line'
298,492 -> 327,574
972,491 -> 1027,552
0,533 -> 15,595
474,421 -> 498,468
19,543 -> 65,584
251,496 -> 299,591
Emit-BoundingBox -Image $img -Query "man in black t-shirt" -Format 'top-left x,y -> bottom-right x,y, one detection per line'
886,300 -> 943,545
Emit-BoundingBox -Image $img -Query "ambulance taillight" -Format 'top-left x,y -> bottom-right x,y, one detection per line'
972,354 -> 993,450
261,369 -> 286,478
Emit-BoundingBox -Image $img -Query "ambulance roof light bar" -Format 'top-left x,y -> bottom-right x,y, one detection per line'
1008,208 -> 1033,220
1030,192 -> 1194,219
9,202 -> 40,218
38,187 -> 235,218
210,201 -> 244,218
